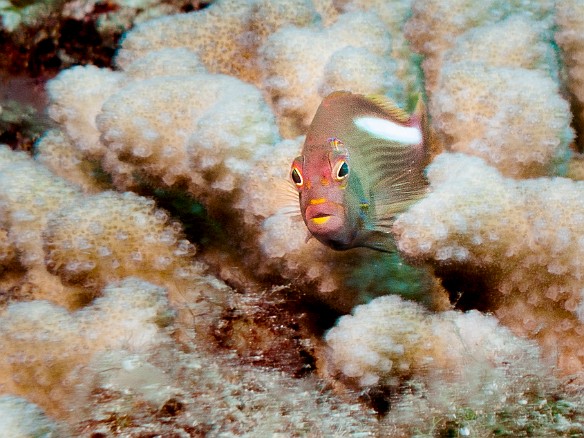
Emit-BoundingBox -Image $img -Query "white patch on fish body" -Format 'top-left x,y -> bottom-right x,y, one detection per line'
354,116 -> 422,145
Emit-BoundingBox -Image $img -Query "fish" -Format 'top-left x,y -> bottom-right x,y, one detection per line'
290,91 -> 430,252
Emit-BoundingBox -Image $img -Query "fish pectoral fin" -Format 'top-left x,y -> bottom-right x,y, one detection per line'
354,230 -> 397,253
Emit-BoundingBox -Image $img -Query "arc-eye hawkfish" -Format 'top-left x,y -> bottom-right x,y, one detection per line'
290,91 -> 431,252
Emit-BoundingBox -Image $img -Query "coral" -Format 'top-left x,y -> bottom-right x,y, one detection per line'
260,10 -> 403,135
443,15 -> 558,78
73,348 -> 378,436
431,63 -> 573,178
404,0 -> 555,94
393,153 -> 584,374
0,276 -> 377,435
6,0 -> 584,435
115,0 -> 416,137
115,0 -> 322,84
96,72 -> 279,197
43,191 -> 195,290
0,145 -> 86,307
47,65 -> 124,160
326,295 -> 544,403
0,395 -> 61,437
259,208 -> 448,311
405,2 -> 572,178
0,0 -> 66,32
0,277 -> 173,418
34,128 -> 109,194
556,0 -> 584,152
43,9 -> 438,313
333,0 -> 421,100
122,47 -> 207,81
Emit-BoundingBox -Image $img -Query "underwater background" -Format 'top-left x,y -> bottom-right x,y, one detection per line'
2,0 -> 584,436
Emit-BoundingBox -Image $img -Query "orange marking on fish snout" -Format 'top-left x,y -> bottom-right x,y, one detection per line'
320,177 -> 330,186
310,198 -> 327,205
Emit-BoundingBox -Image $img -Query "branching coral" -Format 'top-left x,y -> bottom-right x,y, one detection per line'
405,1 -> 572,178
5,0 -> 584,435
47,64 -> 124,161
0,145 -> 86,307
0,276 -> 377,435
404,0 -> 556,94
260,11 -> 402,135
556,0 -> 584,152
431,63 -> 573,178
326,294 -> 544,405
34,128 -> 110,194
115,0 -> 323,85
96,72 -> 279,197
393,153 -> 584,374
42,2 -> 442,313
0,277 -> 173,417
44,191 -> 195,290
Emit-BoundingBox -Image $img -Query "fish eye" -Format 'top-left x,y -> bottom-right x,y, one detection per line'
333,160 -> 349,181
291,166 -> 303,187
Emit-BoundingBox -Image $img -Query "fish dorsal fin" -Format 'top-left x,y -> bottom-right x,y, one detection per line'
364,94 -> 410,124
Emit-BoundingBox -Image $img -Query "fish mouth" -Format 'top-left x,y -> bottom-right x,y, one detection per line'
304,202 -> 344,234
310,212 -> 332,225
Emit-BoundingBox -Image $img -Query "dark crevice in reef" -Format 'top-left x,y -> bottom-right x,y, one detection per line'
435,263 -> 499,312
359,386 -> 392,416
0,1 -> 215,151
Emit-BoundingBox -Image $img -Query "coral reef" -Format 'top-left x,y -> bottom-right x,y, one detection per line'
393,153 -> 584,375
0,395 -> 61,437
0,278 -> 173,417
326,294 -> 543,391
3,0 -> 584,436
407,0 -> 573,178
431,63 -> 572,178
405,0 -> 556,95
44,7 -> 442,312
556,0 -> 584,152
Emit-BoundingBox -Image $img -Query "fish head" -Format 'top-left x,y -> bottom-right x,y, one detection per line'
291,138 -> 361,249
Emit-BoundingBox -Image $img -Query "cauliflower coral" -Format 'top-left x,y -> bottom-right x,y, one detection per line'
4,0 -> 584,435
393,153 -> 584,375
326,295 -> 544,405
